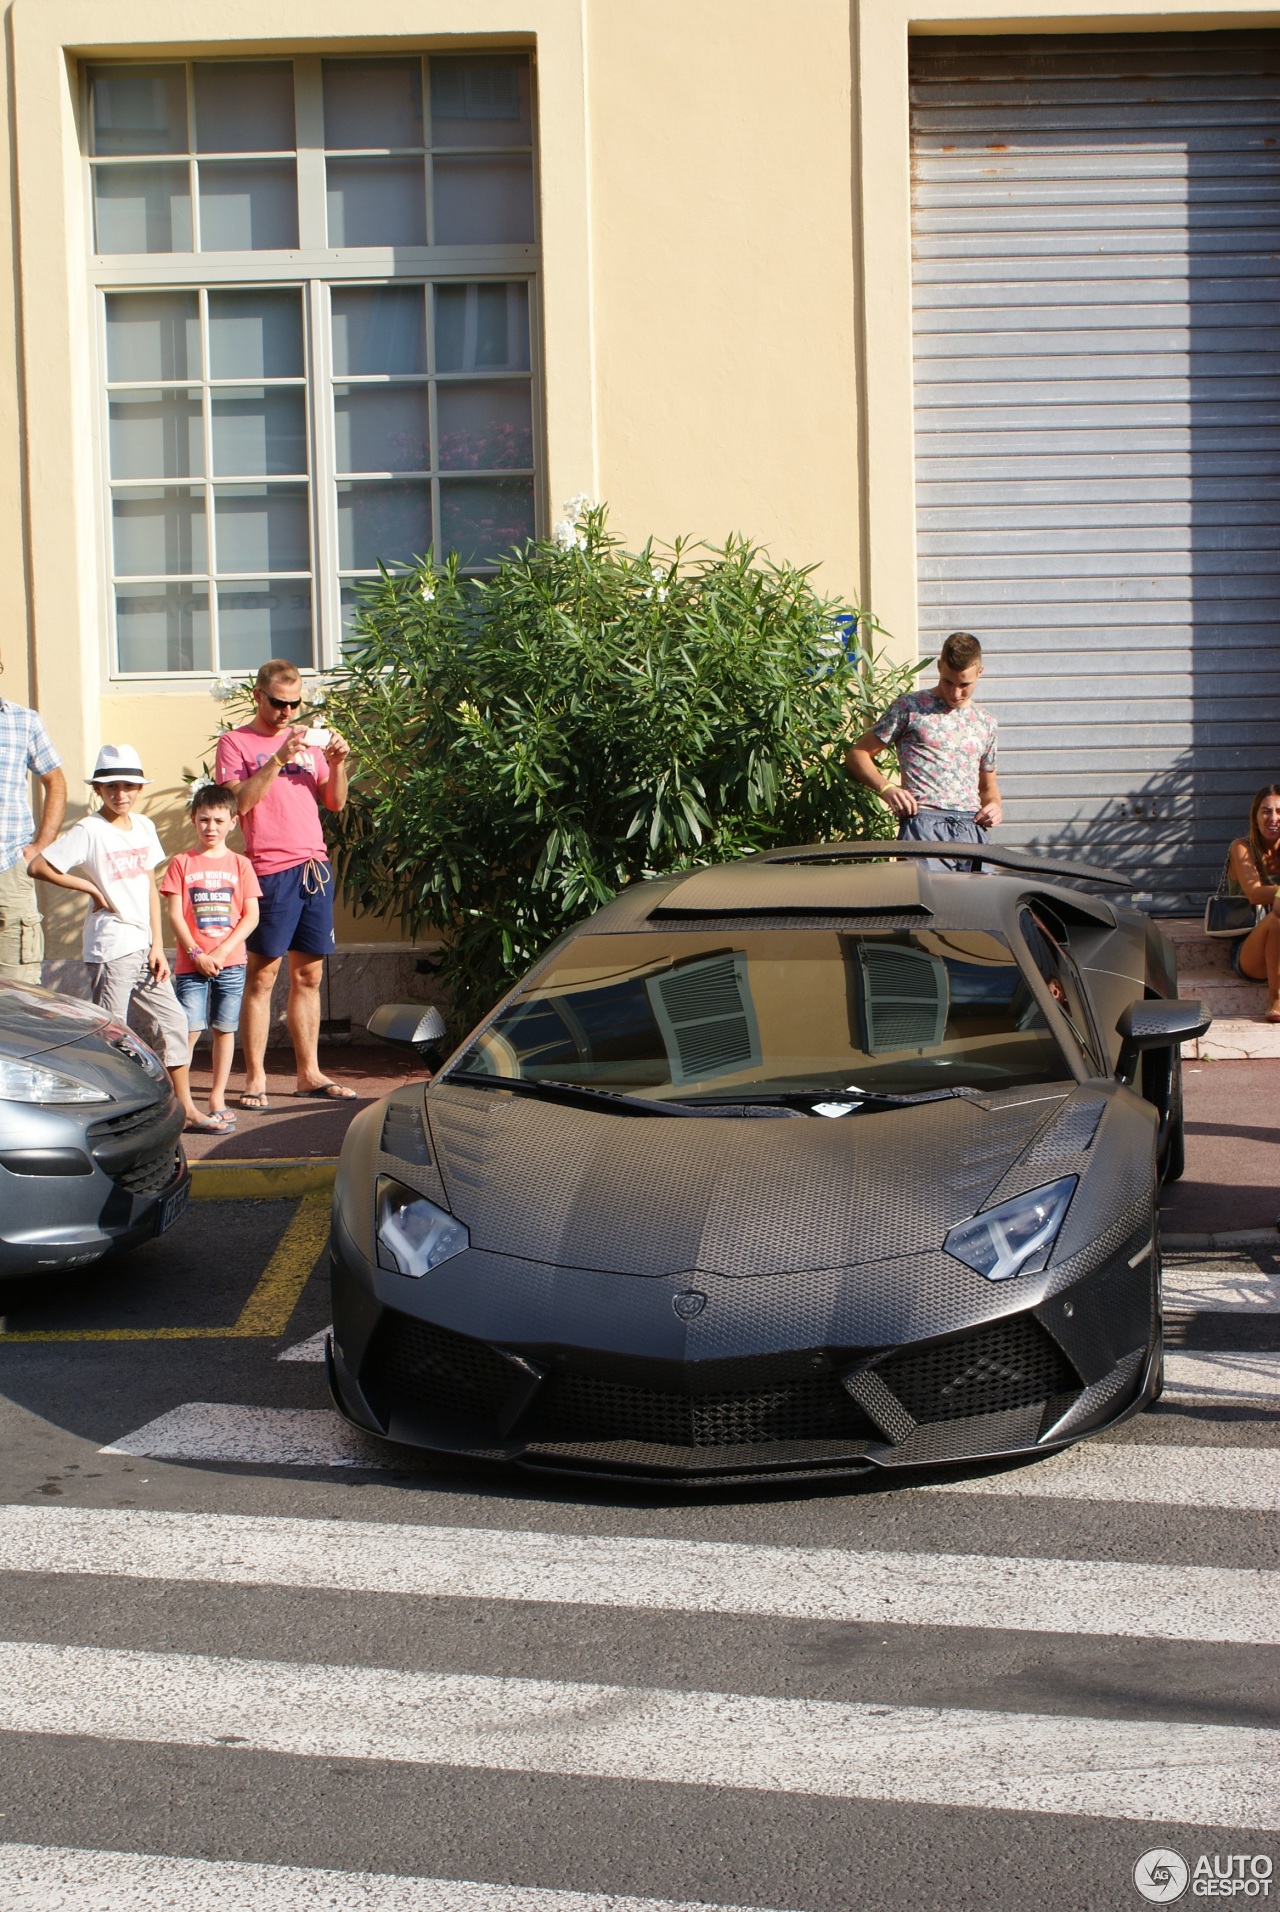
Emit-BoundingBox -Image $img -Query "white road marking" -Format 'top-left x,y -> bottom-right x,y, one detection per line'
0,1845 -> 783,1912
1164,1351 -> 1280,1407
0,1503 -> 1272,1646
101,1403 -> 1280,1509
101,1405 -> 390,1467
276,1329 -> 329,1363
1163,1261 -> 1280,1313
0,1641 -> 1273,1829
921,1439 -> 1280,1509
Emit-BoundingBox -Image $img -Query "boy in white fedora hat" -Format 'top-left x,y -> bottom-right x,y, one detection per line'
28,745 -> 219,1133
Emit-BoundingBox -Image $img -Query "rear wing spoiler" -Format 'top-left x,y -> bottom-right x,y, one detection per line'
762,840 -> 1134,889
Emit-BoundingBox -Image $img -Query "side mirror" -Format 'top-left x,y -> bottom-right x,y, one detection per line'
367,1002 -> 448,1069
1115,998 -> 1210,1084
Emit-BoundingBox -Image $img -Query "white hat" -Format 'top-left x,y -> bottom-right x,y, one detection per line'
86,743 -> 152,786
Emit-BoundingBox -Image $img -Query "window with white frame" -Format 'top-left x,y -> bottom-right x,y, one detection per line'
88,53 -> 540,678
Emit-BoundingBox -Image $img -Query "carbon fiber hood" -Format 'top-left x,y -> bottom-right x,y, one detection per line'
425,1082 -> 1069,1279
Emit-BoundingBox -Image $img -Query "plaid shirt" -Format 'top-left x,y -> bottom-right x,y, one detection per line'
0,697 -> 61,875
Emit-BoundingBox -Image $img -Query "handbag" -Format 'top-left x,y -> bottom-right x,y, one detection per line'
1204,851 -> 1262,938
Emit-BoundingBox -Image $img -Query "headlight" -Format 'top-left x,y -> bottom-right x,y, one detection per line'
375,1175 -> 468,1277
944,1176 -> 1076,1283
0,1056 -> 110,1104
104,1022 -> 168,1085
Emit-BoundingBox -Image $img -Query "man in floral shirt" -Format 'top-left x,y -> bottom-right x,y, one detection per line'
845,631 -> 1001,870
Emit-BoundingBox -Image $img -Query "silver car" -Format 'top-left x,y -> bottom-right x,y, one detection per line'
0,980 -> 189,1279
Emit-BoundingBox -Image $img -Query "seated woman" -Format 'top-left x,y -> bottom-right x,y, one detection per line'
1228,783 -> 1280,1021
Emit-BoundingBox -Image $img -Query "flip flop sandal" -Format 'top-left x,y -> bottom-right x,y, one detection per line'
237,1091 -> 272,1112
184,1113 -> 231,1134
293,1084 -> 359,1100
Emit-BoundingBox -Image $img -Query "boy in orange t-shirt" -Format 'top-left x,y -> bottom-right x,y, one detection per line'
160,783 -> 261,1131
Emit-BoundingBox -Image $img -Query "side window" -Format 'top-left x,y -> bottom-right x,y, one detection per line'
1019,909 -> 1102,1074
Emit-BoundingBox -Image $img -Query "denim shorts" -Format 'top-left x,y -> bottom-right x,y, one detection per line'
173,963 -> 247,1033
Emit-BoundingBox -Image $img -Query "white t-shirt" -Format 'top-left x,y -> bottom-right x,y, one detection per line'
43,812 -> 164,964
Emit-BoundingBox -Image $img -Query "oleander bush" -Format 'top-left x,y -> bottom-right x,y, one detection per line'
317,503 -> 919,1028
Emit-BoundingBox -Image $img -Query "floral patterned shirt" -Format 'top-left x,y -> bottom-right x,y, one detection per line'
870,690 -> 998,813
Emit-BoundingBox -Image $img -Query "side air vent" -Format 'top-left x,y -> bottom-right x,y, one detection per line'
855,942 -> 949,1053
645,953 -> 761,1084
380,1102 -> 432,1165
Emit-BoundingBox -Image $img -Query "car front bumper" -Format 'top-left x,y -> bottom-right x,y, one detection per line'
327,1210 -> 1161,1484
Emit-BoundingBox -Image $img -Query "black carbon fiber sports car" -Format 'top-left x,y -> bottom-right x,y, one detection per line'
328,843 -> 1208,1484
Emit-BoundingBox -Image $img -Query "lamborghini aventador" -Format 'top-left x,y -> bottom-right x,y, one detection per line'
327,842 -> 1208,1483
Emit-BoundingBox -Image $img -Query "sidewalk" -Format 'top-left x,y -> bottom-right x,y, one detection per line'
182,1044 -> 421,1162
182,1043 -> 1278,1243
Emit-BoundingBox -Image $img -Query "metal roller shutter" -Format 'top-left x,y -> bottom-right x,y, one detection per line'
910,32 -> 1280,909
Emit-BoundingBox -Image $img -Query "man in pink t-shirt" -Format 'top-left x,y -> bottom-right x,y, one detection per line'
214,658 -> 353,1109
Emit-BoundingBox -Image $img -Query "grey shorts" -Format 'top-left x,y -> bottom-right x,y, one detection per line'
898,808 -> 989,873
87,953 -> 190,1069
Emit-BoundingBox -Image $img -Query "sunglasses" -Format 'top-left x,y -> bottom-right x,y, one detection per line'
266,695 -> 303,711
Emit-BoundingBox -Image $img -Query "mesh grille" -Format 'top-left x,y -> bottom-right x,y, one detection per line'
88,1104 -> 161,1142
876,1314 -> 1077,1425
112,1146 -> 181,1197
363,1313 -> 522,1420
533,1365 -> 874,1449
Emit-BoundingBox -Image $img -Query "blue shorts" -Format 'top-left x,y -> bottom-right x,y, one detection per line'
173,963 -> 247,1034
246,859 -> 336,961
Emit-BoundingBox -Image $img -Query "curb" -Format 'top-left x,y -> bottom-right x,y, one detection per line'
1162,1227 -> 1279,1252
189,1158 -> 338,1200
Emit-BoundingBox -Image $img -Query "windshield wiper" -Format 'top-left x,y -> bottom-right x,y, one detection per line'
687,1087 -> 977,1112
443,1072 -> 713,1117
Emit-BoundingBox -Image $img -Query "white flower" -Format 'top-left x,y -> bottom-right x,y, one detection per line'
642,585 -> 668,603
210,674 -> 241,705
189,774 -> 214,796
552,518 -> 587,552
562,492 -> 594,523
420,576 -> 436,603
309,683 -> 328,709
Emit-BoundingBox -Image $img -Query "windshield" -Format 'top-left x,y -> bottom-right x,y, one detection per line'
449,928 -> 1075,1100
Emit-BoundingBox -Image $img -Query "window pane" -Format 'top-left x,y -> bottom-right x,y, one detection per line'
434,282 -> 529,372
336,481 -> 431,569
437,382 -> 532,470
217,583 -> 312,670
323,59 -> 423,150
116,583 -> 211,673
194,62 -> 296,153
334,386 -> 428,473
429,57 -> 532,149
94,164 -> 192,254
331,287 -> 426,375
211,388 -> 307,476
112,487 -> 207,576
214,484 -> 310,574
208,290 -> 304,379
340,582 -> 375,648
198,161 -> 298,250
433,154 -> 534,245
105,292 -> 200,383
109,391 -> 203,479
439,476 -> 534,565
326,159 -> 425,247
91,66 -> 187,157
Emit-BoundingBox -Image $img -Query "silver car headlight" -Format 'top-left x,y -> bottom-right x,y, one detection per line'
375,1175 -> 469,1277
944,1176 -> 1077,1283
0,1055 -> 110,1104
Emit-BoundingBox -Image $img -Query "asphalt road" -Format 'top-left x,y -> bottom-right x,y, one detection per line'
0,1199 -> 1273,1912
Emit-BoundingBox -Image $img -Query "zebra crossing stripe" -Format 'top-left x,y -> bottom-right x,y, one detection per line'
0,1641 -> 1273,1829
100,1402 -> 1280,1508
1163,1350 -> 1280,1406
0,1504 -> 1273,1645
0,1844 -> 786,1912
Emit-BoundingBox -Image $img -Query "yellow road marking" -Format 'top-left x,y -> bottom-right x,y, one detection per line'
0,1193 -> 330,1345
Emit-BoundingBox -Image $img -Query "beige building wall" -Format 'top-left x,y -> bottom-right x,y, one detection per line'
2,0 -> 1276,960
